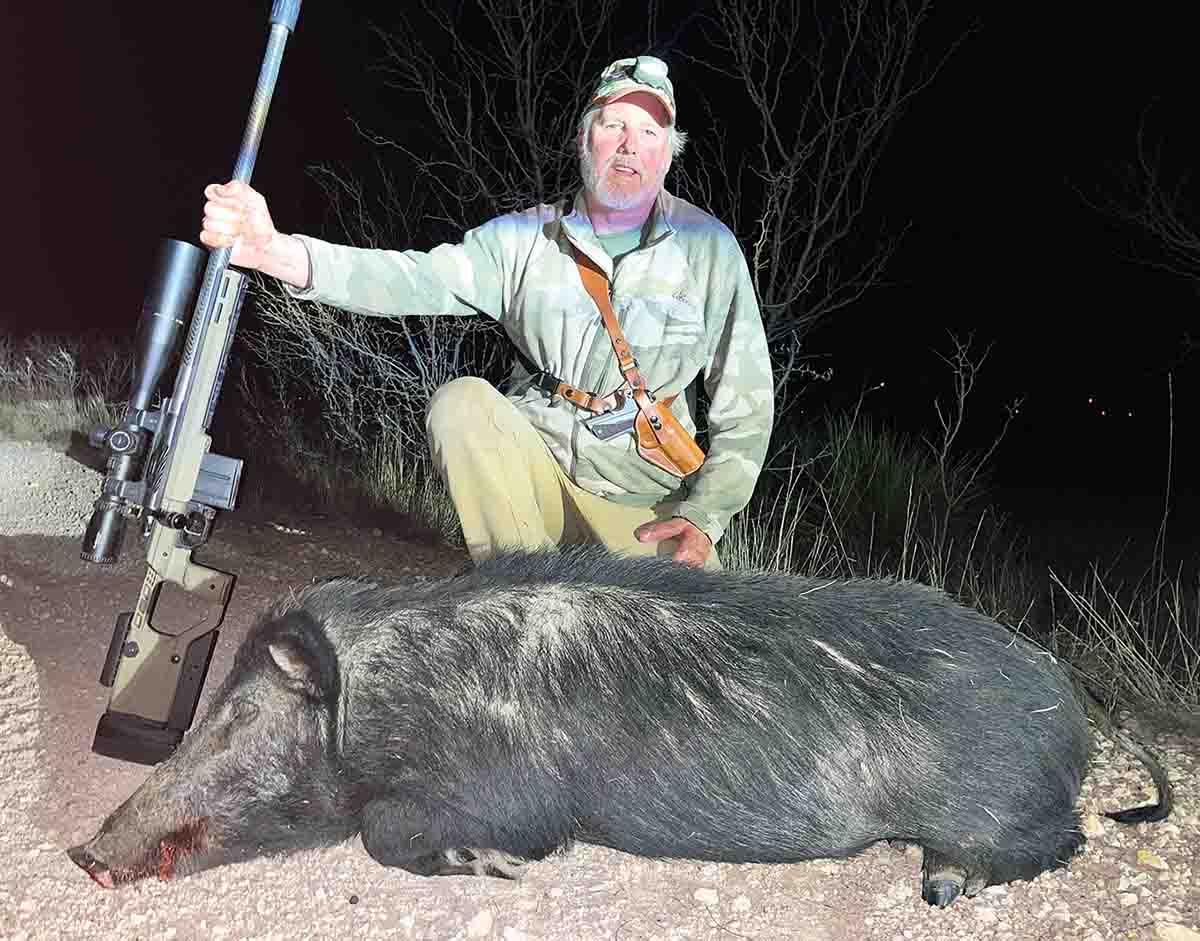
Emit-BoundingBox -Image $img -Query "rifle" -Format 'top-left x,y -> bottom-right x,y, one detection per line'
79,0 -> 303,766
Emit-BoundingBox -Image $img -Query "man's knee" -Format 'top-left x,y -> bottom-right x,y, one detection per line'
426,377 -> 501,441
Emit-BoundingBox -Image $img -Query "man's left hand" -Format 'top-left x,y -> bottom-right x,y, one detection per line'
634,517 -> 712,568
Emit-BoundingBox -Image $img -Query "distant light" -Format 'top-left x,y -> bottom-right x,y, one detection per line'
1100,410 -> 1106,417
1128,411 -> 1133,417
1087,397 -> 1094,405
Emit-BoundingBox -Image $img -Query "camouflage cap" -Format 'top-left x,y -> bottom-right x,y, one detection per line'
587,56 -> 676,125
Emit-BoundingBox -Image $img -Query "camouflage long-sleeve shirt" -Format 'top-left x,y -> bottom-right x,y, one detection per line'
287,189 -> 774,546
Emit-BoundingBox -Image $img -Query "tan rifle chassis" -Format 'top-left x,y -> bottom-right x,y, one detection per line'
103,270 -> 244,733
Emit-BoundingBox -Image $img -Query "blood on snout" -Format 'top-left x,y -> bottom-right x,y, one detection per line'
83,817 -> 213,887
155,818 -> 210,881
82,866 -> 115,890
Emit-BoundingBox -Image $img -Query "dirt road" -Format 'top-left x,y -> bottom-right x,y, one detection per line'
1,441 -> 1196,940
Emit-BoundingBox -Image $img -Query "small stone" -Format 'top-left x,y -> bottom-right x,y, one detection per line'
1156,926 -> 1200,941
1081,813 -> 1106,838
467,910 -> 494,938
502,928 -> 528,941
1137,850 -> 1168,871
694,887 -> 719,905
349,894 -> 359,905
975,907 -> 998,925
1119,893 -> 1138,907
731,895 -> 752,913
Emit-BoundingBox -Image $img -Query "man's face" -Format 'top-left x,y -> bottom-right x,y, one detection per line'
580,91 -> 672,213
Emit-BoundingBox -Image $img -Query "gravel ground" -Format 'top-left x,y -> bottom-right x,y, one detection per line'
1,438 -> 1198,941
0,439 -> 105,538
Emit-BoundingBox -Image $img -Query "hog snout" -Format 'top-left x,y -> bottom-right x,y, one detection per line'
67,844 -> 115,889
67,817 -> 211,888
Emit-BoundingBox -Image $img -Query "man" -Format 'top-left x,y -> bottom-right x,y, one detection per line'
201,56 -> 773,568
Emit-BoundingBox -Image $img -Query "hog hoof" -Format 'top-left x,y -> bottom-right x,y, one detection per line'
922,876 -> 963,908
441,847 -> 527,880
921,848 -> 986,907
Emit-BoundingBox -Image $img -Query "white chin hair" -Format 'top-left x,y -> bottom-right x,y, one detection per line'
594,187 -> 644,210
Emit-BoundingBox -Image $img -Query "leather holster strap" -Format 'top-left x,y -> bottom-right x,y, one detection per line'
548,378 -> 673,414
545,376 -> 620,413
570,245 -> 676,411
572,249 -> 651,390
529,248 -> 676,414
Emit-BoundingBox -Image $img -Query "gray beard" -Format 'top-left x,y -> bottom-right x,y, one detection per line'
580,150 -> 665,211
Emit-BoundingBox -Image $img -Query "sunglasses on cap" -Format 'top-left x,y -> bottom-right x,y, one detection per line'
599,55 -> 672,95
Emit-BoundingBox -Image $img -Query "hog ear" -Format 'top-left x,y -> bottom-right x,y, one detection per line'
264,611 -> 337,701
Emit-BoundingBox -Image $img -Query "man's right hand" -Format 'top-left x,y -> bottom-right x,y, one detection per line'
200,181 -> 311,289
201,181 -> 277,267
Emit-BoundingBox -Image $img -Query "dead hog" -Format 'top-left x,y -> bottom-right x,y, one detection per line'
69,546 -> 1169,906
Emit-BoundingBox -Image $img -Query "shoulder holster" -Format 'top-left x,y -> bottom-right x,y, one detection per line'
569,246 -> 705,478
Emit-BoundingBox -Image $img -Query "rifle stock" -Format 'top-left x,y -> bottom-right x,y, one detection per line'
82,2 -> 301,765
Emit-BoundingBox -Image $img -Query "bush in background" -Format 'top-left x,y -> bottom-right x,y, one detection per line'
0,332 -> 128,445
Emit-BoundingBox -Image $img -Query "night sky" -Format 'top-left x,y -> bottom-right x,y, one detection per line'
6,2 -> 1198,499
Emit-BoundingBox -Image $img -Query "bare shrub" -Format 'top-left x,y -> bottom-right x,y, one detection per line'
0,332 -> 129,442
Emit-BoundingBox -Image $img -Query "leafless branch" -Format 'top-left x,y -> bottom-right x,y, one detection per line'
1090,110 -> 1200,282
673,0 -> 963,413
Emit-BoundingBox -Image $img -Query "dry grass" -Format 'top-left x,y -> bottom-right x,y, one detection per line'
0,333 -> 127,443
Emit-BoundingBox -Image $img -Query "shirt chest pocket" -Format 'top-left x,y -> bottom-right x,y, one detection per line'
620,292 -> 706,355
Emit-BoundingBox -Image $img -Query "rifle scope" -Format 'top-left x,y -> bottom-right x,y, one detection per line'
81,240 -> 206,563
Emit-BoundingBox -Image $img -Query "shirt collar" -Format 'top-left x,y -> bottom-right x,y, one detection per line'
562,188 -> 677,251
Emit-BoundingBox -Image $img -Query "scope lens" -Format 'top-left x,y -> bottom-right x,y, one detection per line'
81,500 -> 128,564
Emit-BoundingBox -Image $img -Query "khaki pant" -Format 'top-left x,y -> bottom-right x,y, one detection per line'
426,377 -> 720,568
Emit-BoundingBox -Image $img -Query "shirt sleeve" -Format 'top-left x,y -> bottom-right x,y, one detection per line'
668,246 -> 774,547
282,216 -> 516,321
